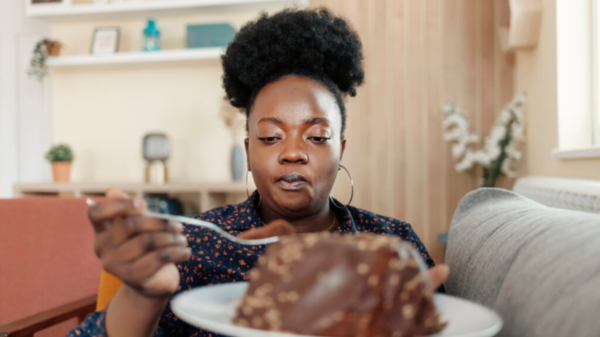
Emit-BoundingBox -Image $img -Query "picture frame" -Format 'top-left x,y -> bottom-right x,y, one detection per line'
91,27 -> 120,55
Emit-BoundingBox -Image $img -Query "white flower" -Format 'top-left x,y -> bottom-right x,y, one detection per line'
511,123 -> 524,141
452,143 -> 465,159
441,92 -> 527,181
505,142 -> 519,157
471,150 -> 493,166
442,102 -> 479,164
501,158 -> 516,177
456,152 -> 476,171
499,109 -> 512,125
442,103 -> 454,113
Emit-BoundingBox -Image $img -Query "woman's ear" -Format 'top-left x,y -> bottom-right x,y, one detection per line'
340,137 -> 346,162
244,138 -> 250,171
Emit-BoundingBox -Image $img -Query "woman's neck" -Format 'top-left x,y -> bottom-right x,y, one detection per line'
257,202 -> 336,234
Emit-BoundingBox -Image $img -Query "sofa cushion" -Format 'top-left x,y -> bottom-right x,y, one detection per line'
445,188 -> 600,337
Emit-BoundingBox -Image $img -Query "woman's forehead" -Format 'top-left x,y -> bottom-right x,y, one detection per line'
250,76 -> 341,127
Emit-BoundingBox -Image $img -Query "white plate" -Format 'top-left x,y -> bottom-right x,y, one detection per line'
171,282 -> 503,337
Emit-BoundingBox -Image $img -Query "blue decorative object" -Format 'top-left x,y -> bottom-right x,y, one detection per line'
145,195 -> 183,215
186,23 -> 235,49
143,19 -> 161,51
438,232 -> 448,245
231,144 -> 244,181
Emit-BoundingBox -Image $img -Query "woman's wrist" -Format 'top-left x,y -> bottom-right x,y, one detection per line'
122,283 -> 171,303
105,284 -> 170,337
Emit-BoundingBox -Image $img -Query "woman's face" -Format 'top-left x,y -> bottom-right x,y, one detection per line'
245,75 -> 346,218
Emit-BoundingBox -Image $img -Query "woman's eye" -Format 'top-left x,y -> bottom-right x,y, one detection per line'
309,137 -> 330,144
259,137 -> 280,143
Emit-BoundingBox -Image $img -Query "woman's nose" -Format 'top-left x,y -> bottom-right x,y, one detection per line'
279,138 -> 308,164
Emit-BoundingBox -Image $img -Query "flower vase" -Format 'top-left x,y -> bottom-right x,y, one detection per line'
231,144 -> 244,181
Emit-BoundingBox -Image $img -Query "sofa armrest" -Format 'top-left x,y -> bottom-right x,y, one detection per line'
0,295 -> 97,337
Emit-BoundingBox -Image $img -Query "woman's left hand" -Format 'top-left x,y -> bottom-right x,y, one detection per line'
428,264 -> 450,291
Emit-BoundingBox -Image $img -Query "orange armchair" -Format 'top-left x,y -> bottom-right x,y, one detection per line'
96,270 -> 122,311
0,198 -> 101,337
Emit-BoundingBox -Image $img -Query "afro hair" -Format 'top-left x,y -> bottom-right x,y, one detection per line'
221,7 -> 365,133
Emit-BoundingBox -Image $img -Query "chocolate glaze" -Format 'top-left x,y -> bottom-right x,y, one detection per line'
233,233 -> 446,337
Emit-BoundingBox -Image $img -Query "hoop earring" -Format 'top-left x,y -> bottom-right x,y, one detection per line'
246,170 -> 261,209
330,164 -> 354,209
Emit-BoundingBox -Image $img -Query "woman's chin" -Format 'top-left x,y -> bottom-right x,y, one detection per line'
279,202 -> 311,214
272,190 -> 313,213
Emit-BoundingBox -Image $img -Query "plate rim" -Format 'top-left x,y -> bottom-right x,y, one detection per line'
171,282 -> 503,337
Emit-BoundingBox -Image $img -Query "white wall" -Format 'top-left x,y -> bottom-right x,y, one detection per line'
515,0 -> 600,179
556,0 -> 593,150
50,5 -> 288,183
0,0 -> 51,197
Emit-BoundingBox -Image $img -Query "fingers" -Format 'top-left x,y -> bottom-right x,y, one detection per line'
125,246 -> 192,284
94,217 -> 184,256
113,232 -> 188,262
428,264 -> 450,291
88,198 -> 139,232
102,244 -> 191,292
119,216 -> 183,240
238,219 -> 295,240
89,189 -> 147,233
91,188 -> 187,297
106,188 -> 130,199
105,188 -> 147,211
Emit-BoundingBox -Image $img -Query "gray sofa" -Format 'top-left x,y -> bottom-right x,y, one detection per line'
445,188 -> 600,337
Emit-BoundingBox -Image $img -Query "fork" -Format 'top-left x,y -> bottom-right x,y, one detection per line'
85,198 -> 280,246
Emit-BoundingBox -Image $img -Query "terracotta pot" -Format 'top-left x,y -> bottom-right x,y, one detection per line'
44,41 -> 62,56
52,162 -> 72,183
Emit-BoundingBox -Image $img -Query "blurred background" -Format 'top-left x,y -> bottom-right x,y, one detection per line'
1,0 -> 600,267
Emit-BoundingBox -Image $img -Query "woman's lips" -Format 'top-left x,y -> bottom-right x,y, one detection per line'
277,173 -> 308,191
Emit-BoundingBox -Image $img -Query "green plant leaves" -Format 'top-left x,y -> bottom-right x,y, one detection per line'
46,144 -> 74,162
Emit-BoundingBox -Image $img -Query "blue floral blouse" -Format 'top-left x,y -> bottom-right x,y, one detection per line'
68,193 -> 436,337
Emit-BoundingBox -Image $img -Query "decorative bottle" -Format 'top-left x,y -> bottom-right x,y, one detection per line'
143,19 -> 161,52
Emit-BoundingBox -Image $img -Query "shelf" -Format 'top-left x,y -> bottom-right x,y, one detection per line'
13,182 -> 248,194
47,47 -> 224,67
13,182 -> 249,212
26,0 -> 308,20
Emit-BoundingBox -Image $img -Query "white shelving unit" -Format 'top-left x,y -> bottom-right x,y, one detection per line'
47,47 -> 224,67
13,182 -> 249,213
26,0 -> 308,20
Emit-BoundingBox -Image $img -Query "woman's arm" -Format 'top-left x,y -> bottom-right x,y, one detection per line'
105,284 -> 170,337
67,288 -> 170,337
68,190 -> 296,337
68,254 -> 195,337
68,189 -> 191,337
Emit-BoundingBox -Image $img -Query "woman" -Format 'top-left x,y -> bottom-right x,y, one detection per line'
70,8 -> 448,337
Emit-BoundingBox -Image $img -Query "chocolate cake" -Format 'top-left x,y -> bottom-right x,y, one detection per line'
233,233 -> 446,337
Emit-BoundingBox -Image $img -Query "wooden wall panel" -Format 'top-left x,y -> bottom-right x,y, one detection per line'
313,0 -> 515,264
425,0 -> 444,263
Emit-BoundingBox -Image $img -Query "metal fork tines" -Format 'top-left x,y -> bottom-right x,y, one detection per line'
85,198 -> 280,246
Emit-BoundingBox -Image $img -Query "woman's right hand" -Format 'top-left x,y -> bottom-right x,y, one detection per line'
89,189 -> 191,298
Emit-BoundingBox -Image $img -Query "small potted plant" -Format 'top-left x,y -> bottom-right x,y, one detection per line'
28,38 -> 62,82
45,144 -> 74,183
